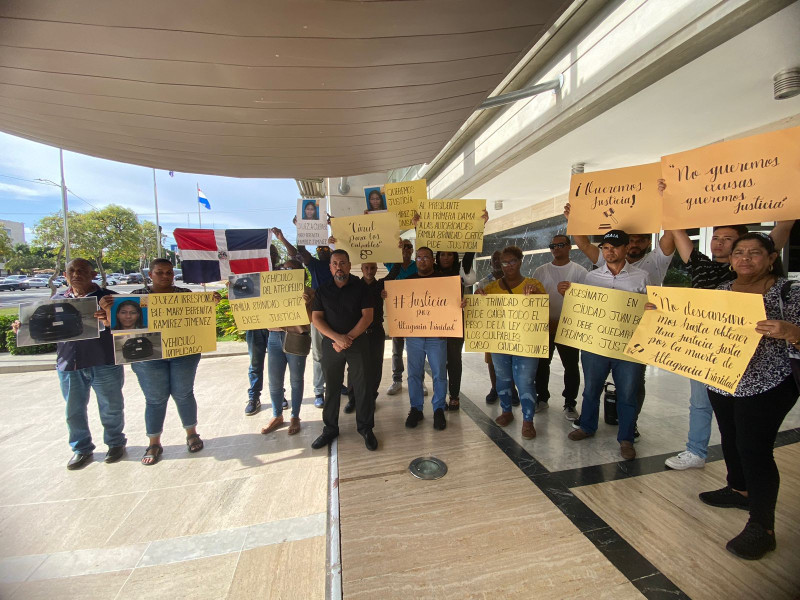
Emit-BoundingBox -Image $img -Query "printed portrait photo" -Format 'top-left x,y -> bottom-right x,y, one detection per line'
110,296 -> 149,333
300,199 -> 320,221
364,186 -> 387,212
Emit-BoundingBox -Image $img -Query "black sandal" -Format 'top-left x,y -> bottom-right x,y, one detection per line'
186,433 -> 204,453
141,444 -> 163,466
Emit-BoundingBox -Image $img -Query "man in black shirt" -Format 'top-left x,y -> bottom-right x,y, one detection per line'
310,250 -> 377,451
344,262 -> 385,413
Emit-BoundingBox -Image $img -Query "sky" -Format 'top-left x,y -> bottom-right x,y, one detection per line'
0,131 -> 303,250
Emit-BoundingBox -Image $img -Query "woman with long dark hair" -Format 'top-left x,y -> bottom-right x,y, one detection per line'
701,232 -> 799,560
114,300 -> 144,330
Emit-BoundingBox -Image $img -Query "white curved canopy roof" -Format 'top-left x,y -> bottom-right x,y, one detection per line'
0,0 -> 568,178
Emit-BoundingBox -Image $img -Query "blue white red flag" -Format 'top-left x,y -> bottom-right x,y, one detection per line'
197,188 -> 211,210
173,228 -> 272,283
168,171 -> 174,177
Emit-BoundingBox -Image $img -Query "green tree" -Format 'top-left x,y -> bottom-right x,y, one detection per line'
4,243 -> 55,274
0,229 -> 12,261
71,205 -> 140,284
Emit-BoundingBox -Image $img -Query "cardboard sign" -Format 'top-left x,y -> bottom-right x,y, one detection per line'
415,199 -> 486,252
624,287 -> 765,394
296,198 -> 329,246
147,292 -> 217,358
464,294 -> 549,357
567,163 -> 663,234
554,283 -> 646,362
384,179 -> 427,229
229,270 -> 309,331
330,212 -> 402,263
384,276 -> 463,338
661,125 -> 800,229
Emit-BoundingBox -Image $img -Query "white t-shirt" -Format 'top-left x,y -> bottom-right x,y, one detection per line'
533,261 -> 588,320
594,243 -> 673,285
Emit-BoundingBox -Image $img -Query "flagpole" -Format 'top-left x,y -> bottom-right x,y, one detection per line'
153,168 -> 161,258
197,183 -> 202,228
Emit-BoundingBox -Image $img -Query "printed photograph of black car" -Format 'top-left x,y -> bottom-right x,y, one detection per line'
113,331 -> 163,365
17,297 -> 101,346
228,273 -> 261,300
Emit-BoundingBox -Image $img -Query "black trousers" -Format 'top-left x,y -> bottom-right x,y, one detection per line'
321,335 -> 373,437
535,332 -> 580,407
446,337 -> 463,399
348,327 -> 385,402
708,376 -> 798,530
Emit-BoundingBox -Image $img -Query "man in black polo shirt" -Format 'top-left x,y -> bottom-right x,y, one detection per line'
310,250 -> 377,451
344,262 -> 385,413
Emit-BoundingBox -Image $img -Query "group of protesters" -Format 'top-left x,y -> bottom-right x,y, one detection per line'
27,179 -> 800,562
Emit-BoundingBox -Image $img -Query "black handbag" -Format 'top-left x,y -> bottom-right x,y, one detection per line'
29,302 -> 84,341
603,382 -> 618,425
122,336 -> 154,360
282,331 -> 311,356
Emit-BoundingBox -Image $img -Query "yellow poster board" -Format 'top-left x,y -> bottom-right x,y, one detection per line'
567,163 -> 663,234
384,276 -> 463,338
623,287 -> 765,394
385,179 -> 426,230
229,270 -> 309,331
148,292 -> 217,358
554,283 -> 646,362
415,199 -> 486,252
331,212 -> 402,263
464,294 -> 549,357
661,125 -> 800,229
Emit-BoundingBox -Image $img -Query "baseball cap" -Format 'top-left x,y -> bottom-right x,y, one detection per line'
600,230 -> 629,247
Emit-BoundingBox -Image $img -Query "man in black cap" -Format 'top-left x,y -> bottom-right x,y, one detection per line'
310,249 -> 378,451
561,230 -> 648,460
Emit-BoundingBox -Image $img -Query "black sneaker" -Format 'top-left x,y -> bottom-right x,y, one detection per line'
511,388 -> 520,407
245,399 -> 261,416
405,407 -> 424,428
433,408 -> 446,430
726,520 -> 776,560
699,486 -> 749,510
485,389 -> 498,404
343,399 -> 355,414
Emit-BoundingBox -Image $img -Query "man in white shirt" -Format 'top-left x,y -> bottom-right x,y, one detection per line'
533,235 -> 587,420
563,230 -> 647,461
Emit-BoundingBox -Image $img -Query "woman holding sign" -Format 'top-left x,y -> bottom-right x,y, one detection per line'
436,250 -> 477,411
700,233 -> 799,560
476,246 -> 546,439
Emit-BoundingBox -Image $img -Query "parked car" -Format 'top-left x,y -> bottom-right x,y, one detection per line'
23,277 -> 52,288
93,276 -> 119,286
174,269 -> 183,281
3,275 -> 30,282
126,273 -> 144,284
0,278 -> 30,291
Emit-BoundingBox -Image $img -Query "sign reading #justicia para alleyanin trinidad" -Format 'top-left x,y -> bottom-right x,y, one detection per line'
384,276 -> 463,338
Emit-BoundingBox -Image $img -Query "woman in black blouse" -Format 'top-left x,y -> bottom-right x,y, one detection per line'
702,233 -> 799,560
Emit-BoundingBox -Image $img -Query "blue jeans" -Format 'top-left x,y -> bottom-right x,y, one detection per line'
131,354 -> 201,437
491,353 -> 539,421
406,337 -> 447,412
579,351 -> 643,443
310,325 -> 325,396
687,377 -> 713,458
246,329 -> 268,401
267,331 -> 306,418
58,365 -> 126,453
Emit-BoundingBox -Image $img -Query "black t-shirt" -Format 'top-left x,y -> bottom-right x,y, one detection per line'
364,279 -> 385,328
689,249 -> 736,289
312,275 -> 374,334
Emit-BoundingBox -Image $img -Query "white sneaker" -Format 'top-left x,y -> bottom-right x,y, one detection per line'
386,381 -> 402,395
665,450 -> 706,470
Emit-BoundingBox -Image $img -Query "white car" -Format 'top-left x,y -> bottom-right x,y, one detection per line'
23,277 -> 52,288
93,276 -> 119,286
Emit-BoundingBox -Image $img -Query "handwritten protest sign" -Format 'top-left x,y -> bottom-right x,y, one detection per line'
661,125 -> 800,229
148,292 -> 217,358
385,276 -> 463,338
384,179 -> 427,229
229,270 -> 309,331
464,294 -> 549,357
296,198 -> 329,246
331,212 -> 401,263
415,199 -> 486,252
624,287 -> 765,394
554,283 -> 645,362
567,163 -> 663,234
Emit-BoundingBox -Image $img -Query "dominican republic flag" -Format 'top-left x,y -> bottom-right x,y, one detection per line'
173,228 -> 272,283
198,188 -> 211,210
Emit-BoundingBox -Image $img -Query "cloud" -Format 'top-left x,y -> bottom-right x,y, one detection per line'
0,182 -> 48,198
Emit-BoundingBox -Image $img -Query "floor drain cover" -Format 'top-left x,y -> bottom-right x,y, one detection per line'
409,456 -> 447,480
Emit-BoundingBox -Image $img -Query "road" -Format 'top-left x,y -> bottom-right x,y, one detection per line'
0,282 -> 226,310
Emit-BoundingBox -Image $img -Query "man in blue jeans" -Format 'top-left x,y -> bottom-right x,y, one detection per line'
564,231 -> 648,460
19,258 -> 127,470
